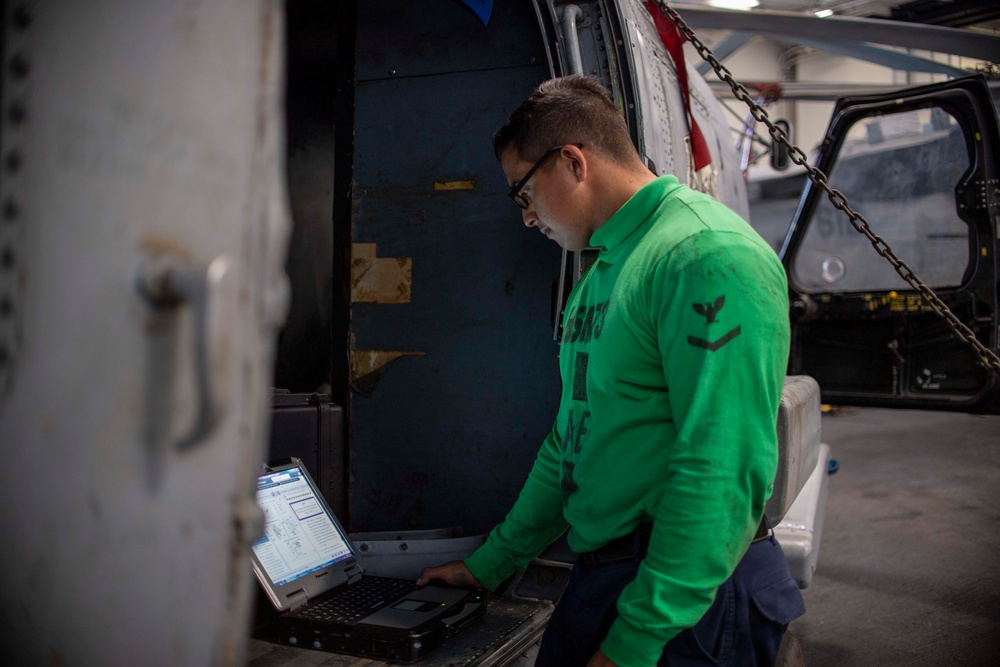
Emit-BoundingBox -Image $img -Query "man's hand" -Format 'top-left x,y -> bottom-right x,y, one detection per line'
586,649 -> 619,667
416,560 -> 484,588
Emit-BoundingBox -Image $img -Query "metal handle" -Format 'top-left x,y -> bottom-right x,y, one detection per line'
561,4 -> 584,75
136,253 -> 232,449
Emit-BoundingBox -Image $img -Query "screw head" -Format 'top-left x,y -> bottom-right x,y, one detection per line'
12,5 -> 33,30
4,152 -> 22,173
7,102 -> 26,126
2,199 -> 18,221
9,55 -> 30,79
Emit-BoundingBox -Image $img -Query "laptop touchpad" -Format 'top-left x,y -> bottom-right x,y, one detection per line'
392,599 -> 441,612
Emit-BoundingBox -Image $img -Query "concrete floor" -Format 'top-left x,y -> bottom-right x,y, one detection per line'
791,407 -> 1000,666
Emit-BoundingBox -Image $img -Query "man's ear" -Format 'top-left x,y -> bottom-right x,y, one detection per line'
561,144 -> 587,183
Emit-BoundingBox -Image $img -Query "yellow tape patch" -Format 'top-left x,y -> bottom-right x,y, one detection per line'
350,350 -> 425,394
352,243 -> 412,304
433,180 -> 475,191
351,350 -> 424,382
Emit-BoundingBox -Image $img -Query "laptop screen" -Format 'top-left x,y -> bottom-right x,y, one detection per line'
252,466 -> 354,587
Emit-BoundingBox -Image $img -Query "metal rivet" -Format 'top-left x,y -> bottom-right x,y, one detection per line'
0,344 -> 9,367
9,55 -> 30,79
0,297 -> 11,317
1,247 -> 14,269
2,199 -> 17,221
13,5 -> 33,31
7,102 -> 26,126
4,152 -> 22,172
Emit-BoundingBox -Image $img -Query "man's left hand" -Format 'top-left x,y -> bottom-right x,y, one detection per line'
586,650 -> 619,667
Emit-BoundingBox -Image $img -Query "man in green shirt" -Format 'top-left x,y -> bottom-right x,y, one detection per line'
418,75 -> 803,666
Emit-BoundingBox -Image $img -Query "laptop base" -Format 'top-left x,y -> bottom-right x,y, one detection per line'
249,595 -> 550,666
264,595 -> 485,663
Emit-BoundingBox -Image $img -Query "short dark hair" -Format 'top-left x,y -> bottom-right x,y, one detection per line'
493,75 -> 638,166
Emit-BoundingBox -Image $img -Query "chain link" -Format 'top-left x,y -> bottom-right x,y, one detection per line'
654,1 -> 1000,375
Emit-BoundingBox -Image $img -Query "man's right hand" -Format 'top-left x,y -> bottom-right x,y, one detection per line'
416,560 -> 484,588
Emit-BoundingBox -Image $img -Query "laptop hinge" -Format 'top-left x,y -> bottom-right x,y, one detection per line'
345,563 -> 363,585
286,589 -> 309,611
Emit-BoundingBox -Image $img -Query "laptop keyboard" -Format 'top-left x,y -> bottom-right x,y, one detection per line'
293,576 -> 418,624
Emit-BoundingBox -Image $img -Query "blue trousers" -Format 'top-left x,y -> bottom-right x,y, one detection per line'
534,535 -> 805,666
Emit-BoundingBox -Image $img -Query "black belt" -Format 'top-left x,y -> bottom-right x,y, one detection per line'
579,523 -> 652,569
578,517 -> 771,570
752,514 -> 773,543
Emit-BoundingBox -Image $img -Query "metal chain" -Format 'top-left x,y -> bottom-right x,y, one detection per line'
654,1 -> 1000,375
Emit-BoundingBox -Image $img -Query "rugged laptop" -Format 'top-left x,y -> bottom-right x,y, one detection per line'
251,458 -> 486,663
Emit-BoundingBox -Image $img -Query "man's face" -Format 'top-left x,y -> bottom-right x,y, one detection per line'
500,146 -> 592,251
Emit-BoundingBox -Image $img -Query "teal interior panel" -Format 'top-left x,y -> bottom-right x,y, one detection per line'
356,1 -> 547,82
350,1 -> 559,533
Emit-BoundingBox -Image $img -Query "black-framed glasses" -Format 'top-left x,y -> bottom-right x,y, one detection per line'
506,144 -> 583,210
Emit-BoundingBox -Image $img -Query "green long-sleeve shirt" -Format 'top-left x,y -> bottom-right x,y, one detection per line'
465,175 -> 790,666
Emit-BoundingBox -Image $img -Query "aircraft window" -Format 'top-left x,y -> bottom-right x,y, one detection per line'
792,107 -> 970,293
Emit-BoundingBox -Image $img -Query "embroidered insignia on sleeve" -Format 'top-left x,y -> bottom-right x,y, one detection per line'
689,295 -> 740,350
687,325 -> 742,351
693,295 -> 725,323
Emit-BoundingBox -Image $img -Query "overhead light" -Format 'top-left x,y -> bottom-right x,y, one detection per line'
814,9 -> 834,17
707,0 -> 760,10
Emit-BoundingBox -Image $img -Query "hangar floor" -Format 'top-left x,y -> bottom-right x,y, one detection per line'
792,407 -> 1000,666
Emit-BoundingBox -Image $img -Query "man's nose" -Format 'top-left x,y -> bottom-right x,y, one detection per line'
521,207 -> 538,228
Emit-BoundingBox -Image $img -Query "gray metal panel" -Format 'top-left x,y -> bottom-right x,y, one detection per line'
350,2 -> 558,534
768,375 -> 823,524
0,1 -> 290,664
352,531 -> 488,579
775,443 -> 832,589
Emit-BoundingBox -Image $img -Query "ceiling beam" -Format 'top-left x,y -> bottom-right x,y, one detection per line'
669,4 -> 1000,62
705,79 -> 1000,101
773,36 -> 969,76
695,31 -> 753,76
694,30 -> 968,77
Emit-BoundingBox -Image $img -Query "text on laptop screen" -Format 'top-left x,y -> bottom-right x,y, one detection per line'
252,467 -> 353,587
